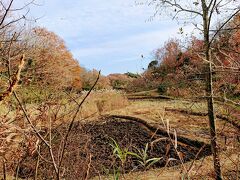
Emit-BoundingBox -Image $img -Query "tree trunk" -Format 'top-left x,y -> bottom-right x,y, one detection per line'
201,0 -> 222,179
206,61 -> 222,180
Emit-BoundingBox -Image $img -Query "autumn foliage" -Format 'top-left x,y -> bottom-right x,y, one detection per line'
0,27 -> 117,94
126,14 -> 240,99
21,27 -> 83,90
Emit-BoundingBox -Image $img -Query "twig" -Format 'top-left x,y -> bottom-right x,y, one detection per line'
84,153 -> 92,180
2,158 -> 6,180
15,160 -> 20,180
0,0 -> 14,26
13,90 -> 59,176
187,144 -> 206,175
34,145 -> 41,180
57,71 -> 100,179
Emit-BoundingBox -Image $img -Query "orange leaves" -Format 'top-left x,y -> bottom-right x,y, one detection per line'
27,27 -> 84,90
155,39 -> 182,71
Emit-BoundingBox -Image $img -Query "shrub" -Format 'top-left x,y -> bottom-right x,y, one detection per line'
124,72 -> 140,79
79,90 -> 129,117
157,82 -> 169,94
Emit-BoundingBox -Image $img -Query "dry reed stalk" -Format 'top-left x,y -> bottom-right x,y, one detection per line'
34,146 -> 41,180
84,153 -> 92,180
2,158 -> 6,180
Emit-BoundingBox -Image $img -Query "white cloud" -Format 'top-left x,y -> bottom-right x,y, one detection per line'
72,25 -> 192,59
16,0 -> 195,74
30,0 -> 163,38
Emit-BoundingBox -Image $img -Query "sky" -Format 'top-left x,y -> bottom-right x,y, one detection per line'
19,0 -> 194,75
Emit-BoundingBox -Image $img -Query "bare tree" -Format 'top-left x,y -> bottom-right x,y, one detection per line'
144,0 -> 240,179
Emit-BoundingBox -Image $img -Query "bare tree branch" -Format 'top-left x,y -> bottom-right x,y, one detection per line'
0,0 -> 14,26
57,71 -> 100,179
209,9 -> 240,45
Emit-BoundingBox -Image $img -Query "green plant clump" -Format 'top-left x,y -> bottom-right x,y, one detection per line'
158,82 -> 169,94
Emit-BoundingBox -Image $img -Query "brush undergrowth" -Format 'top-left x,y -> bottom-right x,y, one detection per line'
0,89 -> 128,178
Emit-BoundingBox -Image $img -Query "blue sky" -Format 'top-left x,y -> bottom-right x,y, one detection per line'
24,0 -> 193,75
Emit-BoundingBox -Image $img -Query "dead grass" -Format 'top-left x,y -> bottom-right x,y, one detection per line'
0,90 -> 129,126
80,90 -> 129,118
107,100 -> 208,123
93,151 -> 238,180
0,90 -> 129,178
127,89 -> 159,97
107,100 -> 236,141
101,99 -> 239,179
1,93 -> 239,179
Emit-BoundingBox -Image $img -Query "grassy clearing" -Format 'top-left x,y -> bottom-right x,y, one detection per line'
107,100 -> 238,142
127,89 -> 160,97
107,100 -> 209,122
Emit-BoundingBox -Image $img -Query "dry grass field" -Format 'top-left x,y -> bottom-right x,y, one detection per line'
0,91 -> 239,179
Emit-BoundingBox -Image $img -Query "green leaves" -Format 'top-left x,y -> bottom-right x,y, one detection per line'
110,138 -> 131,165
133,143 -> 162,170
110,138 -> 162,171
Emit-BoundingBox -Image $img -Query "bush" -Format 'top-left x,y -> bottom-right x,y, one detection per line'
125,72 -> 140,78
80,90 -> 129,117
157,82 -> 169,94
